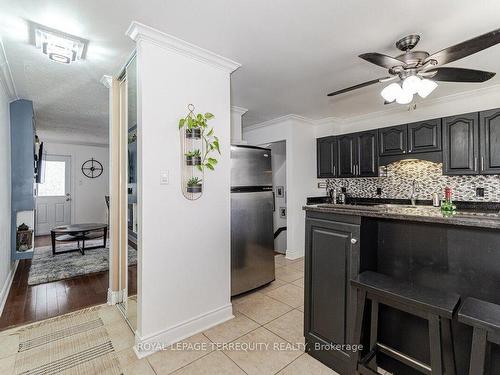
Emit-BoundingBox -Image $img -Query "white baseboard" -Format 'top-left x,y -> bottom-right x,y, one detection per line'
107,288 -> 125,305
285,248 -> 304,260
133,303 -> 234,359
0,260 -> 19,317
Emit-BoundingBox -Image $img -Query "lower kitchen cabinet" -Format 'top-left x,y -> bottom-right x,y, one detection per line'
304,212 -> 360,375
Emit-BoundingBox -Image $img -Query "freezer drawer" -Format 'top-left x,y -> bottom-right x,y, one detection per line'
231,145 -> 272,187
231,190 -> 275,296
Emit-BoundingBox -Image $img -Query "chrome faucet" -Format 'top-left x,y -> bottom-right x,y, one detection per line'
410,179 -> 418,206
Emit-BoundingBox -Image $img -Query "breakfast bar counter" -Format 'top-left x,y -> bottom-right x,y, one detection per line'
303,204 -> 500,375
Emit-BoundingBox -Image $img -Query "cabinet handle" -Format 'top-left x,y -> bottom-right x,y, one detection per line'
351,238 -> 358,244
333,166 -> 336,176
481,156 -> 484,171
474,157 -> 478,171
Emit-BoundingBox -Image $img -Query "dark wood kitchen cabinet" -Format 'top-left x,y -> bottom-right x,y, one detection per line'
378,125 -> 407,156
356,130 -> 378,177
336,131 -> 378,178
337,134 -> 356,177
317,136 -> 337,178
480,108 -> 500,174
443,112 -> 479,175
304,212 -> 360,375
408,119 -> 442,153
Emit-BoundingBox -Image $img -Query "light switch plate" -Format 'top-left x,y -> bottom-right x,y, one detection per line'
160,171 -> 169,185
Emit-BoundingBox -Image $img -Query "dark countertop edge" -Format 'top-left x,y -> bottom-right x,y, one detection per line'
303,205 -> 500,230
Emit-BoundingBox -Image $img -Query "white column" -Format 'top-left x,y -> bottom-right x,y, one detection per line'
126,22 -> 240,357
230,106 -> 248,144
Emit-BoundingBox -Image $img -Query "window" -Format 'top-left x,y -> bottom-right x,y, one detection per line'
37,160 -> 66,196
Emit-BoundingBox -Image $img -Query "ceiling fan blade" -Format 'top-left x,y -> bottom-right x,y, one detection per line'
327,77 -> 391,97
359,53 -> 405,69
426,28 -> 500,66
426,67 -> 496,82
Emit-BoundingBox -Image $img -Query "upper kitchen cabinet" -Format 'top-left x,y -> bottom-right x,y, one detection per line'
443,112 -> 479,175
337,134 -> 356,178
408,119 -> 442,153
378,125 -> 407,156
356,130 -> 378,177
317,136 -> 337,178
480,108 -> 500,174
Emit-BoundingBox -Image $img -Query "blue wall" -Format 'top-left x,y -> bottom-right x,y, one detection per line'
10,99 -> 35,260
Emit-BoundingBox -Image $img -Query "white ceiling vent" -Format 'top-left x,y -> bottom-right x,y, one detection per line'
33,24 -> 87,64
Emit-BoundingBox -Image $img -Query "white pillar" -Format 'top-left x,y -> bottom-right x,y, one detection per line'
230,106 -> 248,144
126,22 -> 240,357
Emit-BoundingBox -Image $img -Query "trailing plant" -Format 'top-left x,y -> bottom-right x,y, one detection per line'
187,176 -> 202,187
178,105 -> 220,172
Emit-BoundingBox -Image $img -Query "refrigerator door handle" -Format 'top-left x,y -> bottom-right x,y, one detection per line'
272,191 -> 276,212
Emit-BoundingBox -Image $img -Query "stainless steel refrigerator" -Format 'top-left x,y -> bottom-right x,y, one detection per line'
231,145 -> 275,296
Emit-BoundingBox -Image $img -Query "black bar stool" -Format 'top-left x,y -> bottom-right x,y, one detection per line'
458,297 -> 500,375
351,271 -> 460,375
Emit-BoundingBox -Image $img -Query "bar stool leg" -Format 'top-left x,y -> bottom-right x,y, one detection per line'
441,319 -> 456,375
368,301 -> 379,372
429,314 -> 443,375
351,289 -> 367,374
469,327 -> 487,375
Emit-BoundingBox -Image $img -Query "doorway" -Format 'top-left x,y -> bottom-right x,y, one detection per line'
35,154 -> 72,235
269,141 -> 287,254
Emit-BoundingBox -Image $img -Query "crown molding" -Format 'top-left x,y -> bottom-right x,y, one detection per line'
100,75 -> 112,88
243,114 -> 315,132
42,137 -> 109,148
0,37 -> 18,101
126,21 -> 241,73
231,105 -> 248,116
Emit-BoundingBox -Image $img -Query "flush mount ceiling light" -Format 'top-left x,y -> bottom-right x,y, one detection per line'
34,25 -> 86,64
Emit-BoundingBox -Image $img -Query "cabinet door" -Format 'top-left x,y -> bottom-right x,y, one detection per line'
379,125 -> 407,156
337,135 -> 356,178
304,217 -> 360,369
356,130 -> 378,177
480,109 -> 500,174
408,119 -> 442,153
443,113 -> 479,175
317,137 -> 336,178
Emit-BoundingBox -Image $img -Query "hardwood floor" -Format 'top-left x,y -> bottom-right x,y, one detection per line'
0,236 -> 137,331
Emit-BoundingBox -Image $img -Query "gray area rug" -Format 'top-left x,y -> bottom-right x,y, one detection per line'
28,239 -> 137,286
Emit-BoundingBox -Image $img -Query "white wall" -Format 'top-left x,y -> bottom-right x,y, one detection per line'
270,141 -> 286,253
243,116 -> 319,259
0,82 -> 14,312
38,141 -> 109,224
129,23 -> 239,355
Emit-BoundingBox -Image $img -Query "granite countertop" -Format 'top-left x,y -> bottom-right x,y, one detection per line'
304,203 -> 500,229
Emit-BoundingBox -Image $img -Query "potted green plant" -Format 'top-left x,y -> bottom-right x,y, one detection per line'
179,109 -> 214,139
185,149 -> 202,166
186,177 -> 202,193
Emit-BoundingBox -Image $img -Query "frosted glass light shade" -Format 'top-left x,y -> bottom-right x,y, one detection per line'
396,90 -> 413,104
402,76 -> 421,95
381,83 -> 403,102
417,79 -> 438,98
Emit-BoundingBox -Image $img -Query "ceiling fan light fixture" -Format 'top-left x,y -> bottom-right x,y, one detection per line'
417,79 -> 438,98
396,89 -> 413,104
402,75 -> 421,95
381,82 -> 402,103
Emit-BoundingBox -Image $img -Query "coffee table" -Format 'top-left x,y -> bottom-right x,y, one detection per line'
51,223 -> 108,255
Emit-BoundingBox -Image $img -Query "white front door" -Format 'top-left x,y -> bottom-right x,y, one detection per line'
36,155 -> 72,235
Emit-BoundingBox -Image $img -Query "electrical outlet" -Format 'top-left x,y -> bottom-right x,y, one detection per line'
341,187 -> 347,193
476,187 -> 485,197
376,187 -> 382,196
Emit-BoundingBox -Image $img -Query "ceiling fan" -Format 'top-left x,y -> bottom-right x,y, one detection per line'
327,29 -> 500,104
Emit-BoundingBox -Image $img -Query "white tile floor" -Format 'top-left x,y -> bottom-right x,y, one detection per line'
0,254 -> 340,374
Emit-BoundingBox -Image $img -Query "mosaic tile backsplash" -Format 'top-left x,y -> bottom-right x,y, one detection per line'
326,159 -> 500,202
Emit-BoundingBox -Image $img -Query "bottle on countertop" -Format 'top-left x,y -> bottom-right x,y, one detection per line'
432,192 -> 440,207
441,187 -> 456,214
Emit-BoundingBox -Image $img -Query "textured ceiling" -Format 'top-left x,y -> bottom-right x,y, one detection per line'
1,0 -> 500,137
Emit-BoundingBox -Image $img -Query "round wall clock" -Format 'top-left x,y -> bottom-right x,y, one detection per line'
81,158 -> 103,178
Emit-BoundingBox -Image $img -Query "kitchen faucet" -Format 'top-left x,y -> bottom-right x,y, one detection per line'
410,179 -> 418,206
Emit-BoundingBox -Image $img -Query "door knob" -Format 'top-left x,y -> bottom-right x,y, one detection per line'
351,238 -> 358,244
66,198 -> 72,201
